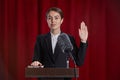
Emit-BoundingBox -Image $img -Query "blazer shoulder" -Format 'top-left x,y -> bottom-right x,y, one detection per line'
36,33 -> 50,39
66,34 -> 75,40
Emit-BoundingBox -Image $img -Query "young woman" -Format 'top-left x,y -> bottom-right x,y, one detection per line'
31,7 -> 88,80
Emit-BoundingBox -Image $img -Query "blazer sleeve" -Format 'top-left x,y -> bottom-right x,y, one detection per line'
70,36 -> 88,66
32,36 -> 43,62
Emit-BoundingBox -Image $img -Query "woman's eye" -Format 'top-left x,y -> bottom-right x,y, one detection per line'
48,17 -> 51,20
55,17 -> 58,20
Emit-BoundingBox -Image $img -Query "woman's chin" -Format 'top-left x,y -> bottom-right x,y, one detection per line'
50,27 -> 57,30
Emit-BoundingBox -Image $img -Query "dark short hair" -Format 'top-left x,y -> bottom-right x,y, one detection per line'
46,7 -> 64,19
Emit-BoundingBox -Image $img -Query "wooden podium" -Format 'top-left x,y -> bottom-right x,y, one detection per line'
25,66 -> 79,80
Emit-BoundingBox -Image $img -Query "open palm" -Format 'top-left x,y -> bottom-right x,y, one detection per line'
78,21 -> 88,43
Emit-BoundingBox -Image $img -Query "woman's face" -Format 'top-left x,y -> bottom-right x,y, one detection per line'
46,11 -> 63,31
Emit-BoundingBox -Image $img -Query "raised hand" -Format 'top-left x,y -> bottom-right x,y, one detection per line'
78,21 -> 88,43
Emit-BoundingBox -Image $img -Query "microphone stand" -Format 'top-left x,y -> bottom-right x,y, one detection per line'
65,50 -> 77,80
66,56 -> 70,69
68,51 -> 77,80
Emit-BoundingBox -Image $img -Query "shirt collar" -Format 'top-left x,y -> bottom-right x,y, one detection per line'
50,32 -> 61,38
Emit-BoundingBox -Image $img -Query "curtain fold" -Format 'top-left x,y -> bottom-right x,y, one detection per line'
0,0 -> 120,80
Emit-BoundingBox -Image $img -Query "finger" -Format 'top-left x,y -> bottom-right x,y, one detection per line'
31,63 -> 35,66
85,25 -> 88,32
35,61 -> 42,66
34,62 -> 38,66
31,62 -> 37,66
81,21 -> 86,30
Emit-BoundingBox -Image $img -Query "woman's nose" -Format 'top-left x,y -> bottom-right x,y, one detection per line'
51,18 -> 55,23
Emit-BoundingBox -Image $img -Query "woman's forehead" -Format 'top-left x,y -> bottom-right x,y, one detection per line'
47,11 -> 61,17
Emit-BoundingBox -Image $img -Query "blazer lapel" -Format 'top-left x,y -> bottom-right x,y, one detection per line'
54,42 -> 61,60
45,33 -> 55,62
54,32 -> 63,60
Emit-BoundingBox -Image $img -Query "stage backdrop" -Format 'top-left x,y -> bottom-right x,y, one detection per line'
0,0 -> 120,80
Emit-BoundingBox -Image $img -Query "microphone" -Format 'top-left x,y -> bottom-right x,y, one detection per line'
57,33 -> 76,66
57,33 -> 73,53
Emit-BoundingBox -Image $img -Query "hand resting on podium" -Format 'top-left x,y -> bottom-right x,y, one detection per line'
29,61 -> 44,68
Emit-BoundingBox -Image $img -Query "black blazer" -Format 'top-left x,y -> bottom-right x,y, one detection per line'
32,32 -> 88,68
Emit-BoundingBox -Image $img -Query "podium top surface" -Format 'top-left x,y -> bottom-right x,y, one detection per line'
25,67 -> 79,78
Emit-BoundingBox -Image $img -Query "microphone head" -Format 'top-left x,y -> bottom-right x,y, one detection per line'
58,33 -> 73,53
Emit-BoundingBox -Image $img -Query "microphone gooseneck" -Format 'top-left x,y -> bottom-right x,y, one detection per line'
58,33 -> 78,80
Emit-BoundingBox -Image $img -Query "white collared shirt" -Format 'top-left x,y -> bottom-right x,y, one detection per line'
51,32 -> 60,54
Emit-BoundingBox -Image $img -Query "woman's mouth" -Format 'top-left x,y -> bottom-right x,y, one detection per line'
51,24 -> 56,26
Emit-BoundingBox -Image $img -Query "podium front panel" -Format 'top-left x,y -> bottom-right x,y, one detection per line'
25,67 -> 79,78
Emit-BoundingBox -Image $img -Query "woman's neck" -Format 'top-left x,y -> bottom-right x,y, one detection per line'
51,29 -> 61,35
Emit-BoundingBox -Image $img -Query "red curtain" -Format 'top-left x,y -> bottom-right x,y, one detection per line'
0,0 -> 120,80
